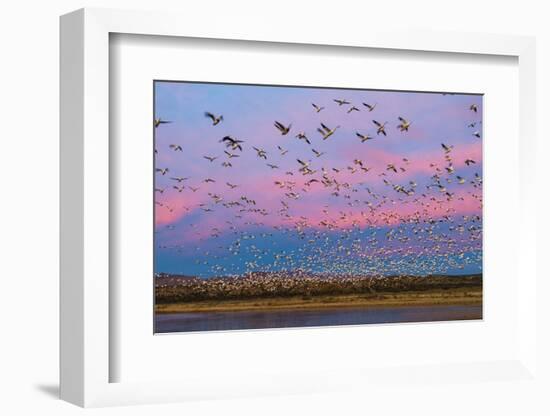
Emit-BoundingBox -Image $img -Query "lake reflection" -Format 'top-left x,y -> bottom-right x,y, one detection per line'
155,305 -> 482,333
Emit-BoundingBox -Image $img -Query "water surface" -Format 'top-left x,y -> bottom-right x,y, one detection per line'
155,305 -> 482,333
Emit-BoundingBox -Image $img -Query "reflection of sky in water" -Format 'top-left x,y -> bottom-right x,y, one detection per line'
155,305 -> 482,333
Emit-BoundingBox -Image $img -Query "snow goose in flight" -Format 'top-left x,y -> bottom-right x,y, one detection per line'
154,118 -> 171,128
220,136 -> 244,151
274,121 -> 292,135
169,144 -> 182,151
296,132 -> 311,145
312,149 -> 325,158
333,99 -> 350,106
441,143 -> 453,154
253,147 -> 268,159
317,123 -> 340,140
397,116 -> 411,132
362,102 -> 377,112
204,112 -> 223,125
356,132 -> 373,142
312,103 -> 324,113
372,120 -> 387,136
278,145 -> 289,155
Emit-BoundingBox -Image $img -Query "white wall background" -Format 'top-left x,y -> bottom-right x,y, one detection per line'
0,1 -> 548,415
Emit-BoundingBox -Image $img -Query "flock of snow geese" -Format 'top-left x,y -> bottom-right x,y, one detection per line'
154,94 -> 483,278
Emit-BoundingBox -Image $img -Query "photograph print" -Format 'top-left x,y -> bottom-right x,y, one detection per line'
154,81 -> 483,333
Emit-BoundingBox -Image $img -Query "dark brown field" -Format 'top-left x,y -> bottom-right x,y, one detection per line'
155,273 -> 482,314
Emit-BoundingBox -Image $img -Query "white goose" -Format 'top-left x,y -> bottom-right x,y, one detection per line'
317,123 -> 340,140
169,144 -> 183,151
204,112 -> 223,125
274,121 -> 292,135
372,120 -> 387,136
362,102 -> 377,112
333,99 -> 350,106
397,116 -> 412,132
154,118 -> 171,128
312,103 -> 324,113
356,132 -> 373,142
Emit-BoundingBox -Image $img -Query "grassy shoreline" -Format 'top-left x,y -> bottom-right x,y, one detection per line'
155,287 -> 482,314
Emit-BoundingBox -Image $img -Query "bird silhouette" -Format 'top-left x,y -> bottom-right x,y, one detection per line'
312,103 -> 324,113
204,112 -> 223,125
362,102 -> 377,112
317,123 -> 340,140
372,120 -> 387,136
154,118 -> 171,128
274,121 -> 292,135
397,117 -> 412,132
356,132 -> 373,142
334,99 -> 350,106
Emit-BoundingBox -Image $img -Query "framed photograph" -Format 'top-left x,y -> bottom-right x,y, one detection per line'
60,8 -> 539,408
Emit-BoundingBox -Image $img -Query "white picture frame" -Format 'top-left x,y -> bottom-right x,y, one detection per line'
60,7 -> 539,408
